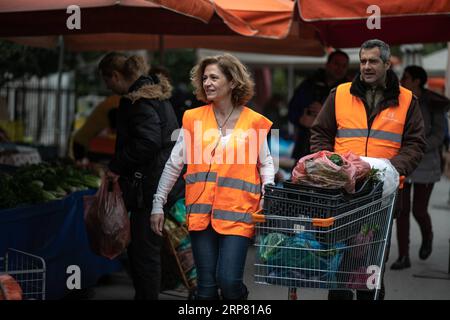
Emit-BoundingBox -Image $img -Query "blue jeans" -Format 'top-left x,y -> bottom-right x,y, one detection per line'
190,224 -> 250,299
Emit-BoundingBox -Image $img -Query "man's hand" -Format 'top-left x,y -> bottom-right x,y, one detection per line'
150,213 -> 164,236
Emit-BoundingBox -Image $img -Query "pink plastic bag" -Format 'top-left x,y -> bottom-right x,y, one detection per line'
341,151 -> 371,182
291,151 -> 371,193
84,176 -> 130,260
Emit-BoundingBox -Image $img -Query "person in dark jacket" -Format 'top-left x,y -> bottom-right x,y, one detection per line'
310,39 -> 426,300
390,65 -> 450,270
98,52 -> 180,300
288,50 -> 349,160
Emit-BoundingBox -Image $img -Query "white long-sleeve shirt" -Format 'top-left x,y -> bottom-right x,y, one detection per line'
151,129 -> 275,214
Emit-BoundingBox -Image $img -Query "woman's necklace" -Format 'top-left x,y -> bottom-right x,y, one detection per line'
213,106 -> 235,136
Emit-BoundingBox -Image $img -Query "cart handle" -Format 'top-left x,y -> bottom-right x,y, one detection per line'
312,217 -> 335,227
252,209 -> 265,223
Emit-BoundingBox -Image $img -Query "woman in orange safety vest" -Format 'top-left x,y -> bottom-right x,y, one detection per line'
150,53 -> 274,300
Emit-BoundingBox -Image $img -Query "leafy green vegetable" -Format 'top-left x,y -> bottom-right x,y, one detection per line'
0,162 -> 101,209
327,154 -> 343,166
367,167 -> 385,183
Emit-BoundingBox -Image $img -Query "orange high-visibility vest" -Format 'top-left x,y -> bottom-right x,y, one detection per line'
182,104 -> 272,238
334,82 -> 412,158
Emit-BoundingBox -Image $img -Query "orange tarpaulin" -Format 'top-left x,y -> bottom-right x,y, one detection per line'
211,0 -> 294,38
0,0 -> 235,37
4,1 -> 450,53
154,0 -> 295,38
0,0 -> 296,38
1,0 -> 326,56
298,0 -> 450,47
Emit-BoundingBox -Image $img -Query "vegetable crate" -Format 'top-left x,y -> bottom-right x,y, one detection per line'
0,248 -> 46,300
254,183 -> 396,300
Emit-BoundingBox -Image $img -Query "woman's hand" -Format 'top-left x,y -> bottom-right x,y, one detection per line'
106,170 -> 119,181
150,212 -> 164,236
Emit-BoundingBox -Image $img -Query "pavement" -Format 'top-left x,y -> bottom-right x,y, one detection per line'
86,177 -> 450,300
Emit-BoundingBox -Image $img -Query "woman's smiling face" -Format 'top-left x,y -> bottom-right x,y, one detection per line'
202,63 -> 233,103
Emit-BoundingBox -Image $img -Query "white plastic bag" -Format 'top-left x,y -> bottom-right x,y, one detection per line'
360,157 -> 399,197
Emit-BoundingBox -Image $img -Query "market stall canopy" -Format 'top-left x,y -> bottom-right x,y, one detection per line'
0,0 -> 241,37
298,0 -> 450,48
148,0 -> 298,38
0,0 -> 296,38
1,0 -> 326,56
5,21 -> 324,56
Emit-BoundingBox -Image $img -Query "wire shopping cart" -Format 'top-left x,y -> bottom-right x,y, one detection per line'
0,248 -> 46,300
254,181 -> 396,300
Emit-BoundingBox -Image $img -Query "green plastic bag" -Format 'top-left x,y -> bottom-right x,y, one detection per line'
258,233 -> 287,262
169,198 -> 187,225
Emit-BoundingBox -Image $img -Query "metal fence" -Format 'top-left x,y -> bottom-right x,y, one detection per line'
0,74 -> 76,156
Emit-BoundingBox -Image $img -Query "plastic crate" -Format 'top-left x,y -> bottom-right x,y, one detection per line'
283,178 -> 377,198
263,180 -> 383,244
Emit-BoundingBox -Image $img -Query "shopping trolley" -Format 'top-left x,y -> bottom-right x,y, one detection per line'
254,180 -> 396,300
0,248 -> 46,300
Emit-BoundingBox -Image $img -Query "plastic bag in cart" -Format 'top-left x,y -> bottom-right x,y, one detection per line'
258,233 -> 288,262
265,233 -> 345,286
84,176 -> 130,260
360,156 -> 399,197
291,151 -> 370,193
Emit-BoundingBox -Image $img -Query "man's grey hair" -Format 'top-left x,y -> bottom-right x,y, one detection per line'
360,39 -> 391,63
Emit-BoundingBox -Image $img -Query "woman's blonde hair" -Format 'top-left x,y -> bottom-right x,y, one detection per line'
98,52 -> 149,81
190,53 -> 254,107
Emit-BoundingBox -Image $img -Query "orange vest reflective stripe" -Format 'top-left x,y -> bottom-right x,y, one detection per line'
182,104 -> 272,238
334,82 -> 412,158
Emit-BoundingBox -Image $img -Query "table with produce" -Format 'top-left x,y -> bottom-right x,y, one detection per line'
0,161 -> 121,299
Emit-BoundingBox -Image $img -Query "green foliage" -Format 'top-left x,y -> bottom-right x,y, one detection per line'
0,40 -> 60,87
272,68 -> 288,97
421,43 -> 447,55
367,167 -> 384,183
152,49 -> 197,86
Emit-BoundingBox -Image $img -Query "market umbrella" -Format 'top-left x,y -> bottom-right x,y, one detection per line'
0,0 -> 238,37
1,0 -> 325,56
297,0 -> 450,48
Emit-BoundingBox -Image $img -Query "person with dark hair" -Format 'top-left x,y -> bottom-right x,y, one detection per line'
288,50 -> 350,160
98,52 -> 181,299
390,65 -> 450,270
311,39 -> 426,300
150,53 -> 274,300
